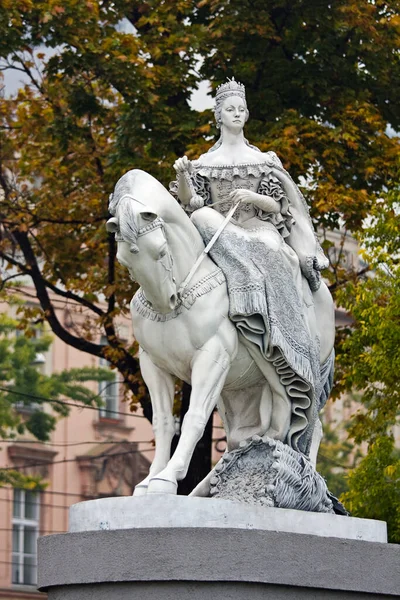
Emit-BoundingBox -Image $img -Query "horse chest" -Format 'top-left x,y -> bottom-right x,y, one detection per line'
131,292 -> 235,382
132,314 -> 215,381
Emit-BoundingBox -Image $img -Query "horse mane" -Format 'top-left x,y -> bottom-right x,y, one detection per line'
110,168 -> 205,261
117,195 -> 140,253
109,170 -> 140,216
109,170 -> 149,253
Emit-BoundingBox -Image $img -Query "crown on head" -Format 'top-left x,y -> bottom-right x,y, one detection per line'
215,77 -> 246,104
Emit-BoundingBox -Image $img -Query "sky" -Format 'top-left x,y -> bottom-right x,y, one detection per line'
2,57 -> 214,111
2,16 -> 214,111
2,67 -> 30,96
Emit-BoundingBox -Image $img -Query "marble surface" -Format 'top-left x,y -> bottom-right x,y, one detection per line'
69,496 -> 387,543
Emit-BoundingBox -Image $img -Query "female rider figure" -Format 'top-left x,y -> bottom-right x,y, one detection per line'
171,79 -> 335,457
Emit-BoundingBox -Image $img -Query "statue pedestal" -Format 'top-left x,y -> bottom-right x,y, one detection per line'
38,496 -> 398,599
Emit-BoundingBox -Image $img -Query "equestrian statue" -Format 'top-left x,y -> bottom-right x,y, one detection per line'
106,79 -> 343,513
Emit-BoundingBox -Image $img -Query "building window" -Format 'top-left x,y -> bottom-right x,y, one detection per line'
12,489 -> 40,586
99,336 -> 120,419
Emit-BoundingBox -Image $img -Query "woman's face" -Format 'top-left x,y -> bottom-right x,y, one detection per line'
220,96 -> 248,132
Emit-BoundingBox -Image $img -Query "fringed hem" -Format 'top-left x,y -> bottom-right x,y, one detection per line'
131,268 -> 225,323
131,294 -> 184,322
230,295 -> 317,390
318,350 -> 335,411
181,268 -> 225,309
229,290 -> 268,317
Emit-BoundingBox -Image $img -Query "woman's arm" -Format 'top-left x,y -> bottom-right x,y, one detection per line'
229,189 -> 280,214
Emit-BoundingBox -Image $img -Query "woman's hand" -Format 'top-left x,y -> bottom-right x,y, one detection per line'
230,189 -> 279,213
230,189 -> 260,204
173,155 -> 192,174
173,156 -> 194,205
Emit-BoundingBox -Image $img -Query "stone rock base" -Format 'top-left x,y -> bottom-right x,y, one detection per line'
209,435 -> 336,512
68,496 -> 386,542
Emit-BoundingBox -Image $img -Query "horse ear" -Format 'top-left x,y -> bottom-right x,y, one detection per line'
106,217 -> 119,233
139,211 -> 158,222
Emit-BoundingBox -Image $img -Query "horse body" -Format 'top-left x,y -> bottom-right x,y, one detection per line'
128,247 -> 277,494
108,169 -> 334,496
131,266 -> 250,388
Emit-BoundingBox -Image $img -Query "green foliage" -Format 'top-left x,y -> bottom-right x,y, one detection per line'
333,189 -> 400,541
317,420 -> 362,499
0,1 -> 399,492
0,468 -> 45,491
0,313 -> 112,440
335,190 -> 400,443
342,436 -> 400,543
0,312 -> 113,488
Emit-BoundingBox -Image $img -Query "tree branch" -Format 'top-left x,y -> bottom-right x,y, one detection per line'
10,53 -> 43,94
0,272 -> 24,291
0,247 -> 106,317
3,229 -> 104,357
0,251 -> 31,275
86,112 -> 116,320
1,235 -> 144,417
0,169 -> 11,199
328,265 -> 370,292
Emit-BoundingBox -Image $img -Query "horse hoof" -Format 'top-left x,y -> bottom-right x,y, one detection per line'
147,477 -> 178,495
133,484 -> 148,497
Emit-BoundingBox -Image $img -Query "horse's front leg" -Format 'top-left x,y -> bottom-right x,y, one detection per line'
133,349 -> 175,496
147,338 -> 231,494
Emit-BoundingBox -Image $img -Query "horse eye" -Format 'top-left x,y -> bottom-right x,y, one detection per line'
142,211 -> 157,221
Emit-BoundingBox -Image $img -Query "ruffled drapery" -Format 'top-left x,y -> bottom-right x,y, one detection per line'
196,221 -> 322,455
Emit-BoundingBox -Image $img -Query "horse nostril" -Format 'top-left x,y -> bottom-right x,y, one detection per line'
169,294 -> 177,309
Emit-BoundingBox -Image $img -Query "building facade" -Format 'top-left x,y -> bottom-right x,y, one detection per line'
0,296 -> 154,599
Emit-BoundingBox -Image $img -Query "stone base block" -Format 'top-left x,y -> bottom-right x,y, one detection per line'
69,495 -> 387,542
38,581 -> 400,600
38,507 -> 399,599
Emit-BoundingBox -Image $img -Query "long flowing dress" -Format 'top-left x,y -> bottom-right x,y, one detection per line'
171,151 -> 334,455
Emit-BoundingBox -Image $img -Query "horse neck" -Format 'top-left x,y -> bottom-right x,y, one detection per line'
165,219 -> 205,286
129,170 -> 206,286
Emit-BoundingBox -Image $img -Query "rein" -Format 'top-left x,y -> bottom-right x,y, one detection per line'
131,202 -> 237,309
178,200 -> 241,298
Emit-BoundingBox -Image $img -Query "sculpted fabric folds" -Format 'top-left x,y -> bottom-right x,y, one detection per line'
172,157 -> 330,454
198,221 -> 321,455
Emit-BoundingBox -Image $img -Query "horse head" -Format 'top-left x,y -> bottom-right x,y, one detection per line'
107,189 -> 178,313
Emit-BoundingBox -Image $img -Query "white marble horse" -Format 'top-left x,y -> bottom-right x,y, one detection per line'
106,169 -> 335,496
